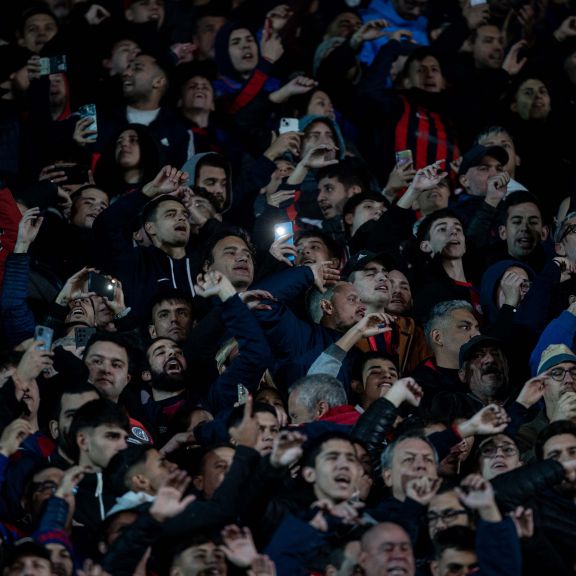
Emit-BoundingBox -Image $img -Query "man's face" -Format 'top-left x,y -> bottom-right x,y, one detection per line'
307,90 -> 335,120
496,266 -> 531,309
543,361 -> 576,406
146,200 -> 191,248
360,523 -> 415,576
115,129 -> 140,169
78,424 -> 128,469
499,202 -> 545,259
288,389 -> 315,425
352,261 -> 390,309
19,13 -> 58,53
5,555 -> 52,576
462,345 -> 507,401
542,433 -> 576,497
405,56 -> 445,93
512,78 -> 551,121
459,155 -> 505,197
172,542 -> 227,576
194,447 -> 235,499
477,131 -> 519,178
478,434 -> 521,481
386,270 -> 412,315
435,308 -> 480,359
254,411 -> 280,455
326,12 -> 362,38
181,76 -> 215,113
205,236 -> 254,291
85,341 -> 131,402
145,338 -> 187,382
105,510 -> 139,546
55,390 -> 99,447
46,543 -> 73,576
556,216 -> 576,263
71,188 -> 109,229
326,283 -> 366,331
49,74 -> 67,110
317,176 -> 353,219
150,299 -> 193,342
65,297 -> 96,326
140,448 -> 178,493
358,358 -> 399,407
427,491 -> 470,539
295,236 -> 332,266
107,40 -> 140,76
228,28 -> 258,76
301,121 -> 336,158
432,549 -> 478,576
414,181 -> 450,216
347,199 -> 386,236
383,438 -> 438,500
193,16 -> 226,61
122,55 -> 164,103
28,468 -> 64,518
421,217 -> 465,259
304,439 -> 361,502
125,0 -> 165,27
473,25 -> 504,69
196,165 -> 227,209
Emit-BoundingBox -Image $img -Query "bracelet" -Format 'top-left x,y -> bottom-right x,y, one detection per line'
113,307 -> 131,321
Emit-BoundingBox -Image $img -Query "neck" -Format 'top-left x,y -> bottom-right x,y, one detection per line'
366,301 -> 387,315
442,258 -> 467,282
25,416 -> 39,433
79,454 -> 101,472
152,388 -> 184,402
184,108 -> 210,128
158,243 -> 186,259
128,99 -> 160,112
434,352 -> 459,370
124,167 -> 142,184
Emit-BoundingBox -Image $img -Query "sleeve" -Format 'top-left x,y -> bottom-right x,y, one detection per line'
476,517 -> 522,576
0,188 -> 22,288
205,295 -> 273,413
307,344 -> 347,378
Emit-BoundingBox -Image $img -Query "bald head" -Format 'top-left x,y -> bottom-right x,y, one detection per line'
359,522 -> 415,576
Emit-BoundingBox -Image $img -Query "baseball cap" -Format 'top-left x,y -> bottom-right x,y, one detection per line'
458,145 -> 509,177
341,250 -> 398,280
3,538 -> 51,569
459,335 -> 503,368
537,344 -> 576,376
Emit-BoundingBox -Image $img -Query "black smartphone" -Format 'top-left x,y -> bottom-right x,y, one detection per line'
75,326 -> 96,348
88,272 -> 115,300
54,164 -> 89,185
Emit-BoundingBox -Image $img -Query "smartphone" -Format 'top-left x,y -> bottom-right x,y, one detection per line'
274,221 -> 295,262
279,117 -> 300,134
77,104 -> 98,142
53,163 -> 90,185
34,325 -> 54,351
74,326 -> 96,349
395,149 -> 413,167
237,384 -> 249,406
469,0 -> 487,5
39,55 -> 67,76
88,272 -> 115,300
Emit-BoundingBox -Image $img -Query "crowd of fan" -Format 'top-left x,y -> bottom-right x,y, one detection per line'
1,0 -> 576,574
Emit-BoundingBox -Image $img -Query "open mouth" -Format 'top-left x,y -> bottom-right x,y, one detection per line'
174,224 -> 188,233
164,358 -> 183,374
334,474 -> 351,489
242,52 -> 254,60
233,264 -> 250,275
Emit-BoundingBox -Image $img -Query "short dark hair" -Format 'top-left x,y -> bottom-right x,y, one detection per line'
51,382 -> 101,423
300,431 -> 353,470
68,399 -> 130,462
201,227 -> 255,269
106,444 -> 154,496
501,191 -> 543,225
535,420 -> 576,460
293,229 -> 342,261
470,20 -> 502,44
317,159 -> 370,193
416,208 -> 463,245
227,401 -> 277,429
149,288 -> 194,323
404,47 -> 443,77
381,432 -> 438,471
18,5 -> 58,35
141,195 -> 188,225
84,332 -> 134,368
351,351 -> 398,383
433,526 -> 476,560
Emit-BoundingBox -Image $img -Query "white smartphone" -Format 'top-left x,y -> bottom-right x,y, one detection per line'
279,117 -> 300,134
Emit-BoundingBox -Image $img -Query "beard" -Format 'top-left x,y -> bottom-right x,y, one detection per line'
151,370 -> 187,393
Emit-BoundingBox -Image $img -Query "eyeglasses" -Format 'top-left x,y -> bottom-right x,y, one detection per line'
548,367 -> 576,382
559,224 -> 576,242
31,480 -> 58,495
479,444 -> 518,458
427,509 -> 469,526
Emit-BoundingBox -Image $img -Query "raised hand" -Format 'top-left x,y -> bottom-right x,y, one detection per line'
269,232 -> 297,266
195,271 -> 236,301
384,377 -> 423,408
0,419 -> 32,457
84,4 -> 111,25
248,555 -> 277,576
221,525 -> 259,567
405,476 -> 441,506
456,474 -> 501,521
408,160 -> 447,195
485,171 -> 510,207
307,260 -> 340,293
260,17 -> 284,63
239,289 -> 276,311
550,391 -> 576,422
309,499 -> 363,532
351,19 -> 389,49
14,208 -> 44,253
73,117 -> 98,147
14,340 -> 54,382
515,375 -> 546,409
508,506 -> 534,539
502,41 -> 528,76
554,16 -> 576,42
457,404 -> 510,437
143,166 -> 189,198
149,486 -> 196,523
302,144 -> 339,170
270,430 -> 306,468
229,396 -> 259,448
55,267 -> 95,306
498,268 -> 526,308
354,312 -> 395,338
55,465 -> 87,506
77,560 -> 111,576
